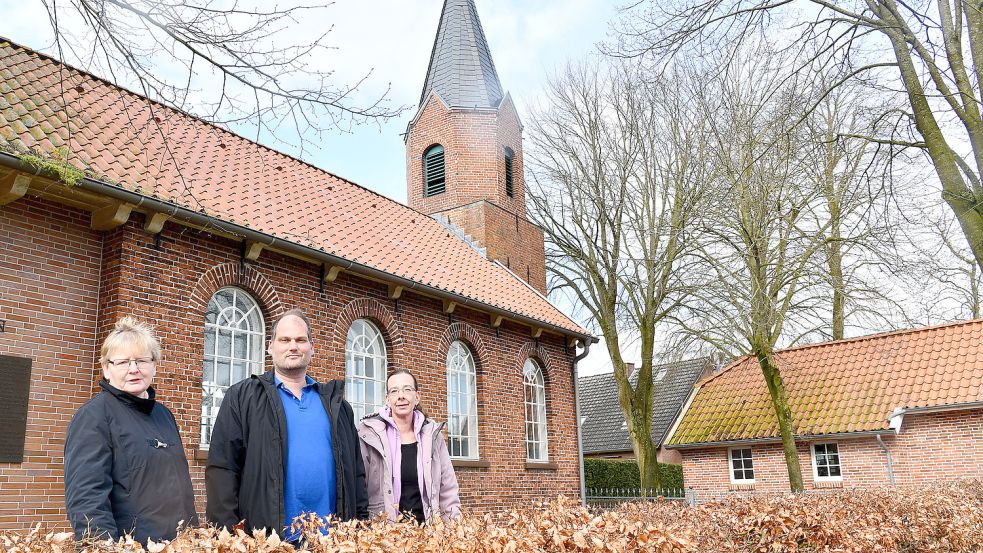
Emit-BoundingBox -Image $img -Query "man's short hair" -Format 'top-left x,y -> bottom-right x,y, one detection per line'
270,308 -> 313,342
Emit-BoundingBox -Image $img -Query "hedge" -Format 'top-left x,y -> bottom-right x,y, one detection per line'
584,458 -> 683,490
5,481 -> 982,552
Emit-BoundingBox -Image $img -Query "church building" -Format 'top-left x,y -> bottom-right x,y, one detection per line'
0,0 -> 590,532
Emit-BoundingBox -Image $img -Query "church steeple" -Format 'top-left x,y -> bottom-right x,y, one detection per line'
420,0 -> 503,109
405,0 -> 547,294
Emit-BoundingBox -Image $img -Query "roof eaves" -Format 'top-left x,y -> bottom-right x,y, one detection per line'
0,151 -> 593,341
665,429 -> 897,450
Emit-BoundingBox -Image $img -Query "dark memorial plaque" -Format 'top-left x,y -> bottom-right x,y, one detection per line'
0,355 -> 32,463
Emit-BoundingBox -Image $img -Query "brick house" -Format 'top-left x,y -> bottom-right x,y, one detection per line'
579,358 -> 713,465
0,0 -> 594,533
664,320 -> 983,497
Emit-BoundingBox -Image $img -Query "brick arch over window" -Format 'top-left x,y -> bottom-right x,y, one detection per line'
515,341 -> 554,382
438,322 -> 488,371
188,263 -> 283,323
329,298 -> 405,371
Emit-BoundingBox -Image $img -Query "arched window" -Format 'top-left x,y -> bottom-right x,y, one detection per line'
346,319 -> 387,421
446,341 -> 479,459
423,144 -> 446,197
504,146 -> 515,198
523,358 -> 549,462
202,287 -> 264,446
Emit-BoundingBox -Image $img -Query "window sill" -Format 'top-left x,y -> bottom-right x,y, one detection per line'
525,461 -> 559,471
729,482 -> 755,491
813,480 -> 843,489
451,459 -> 491,469
194,448 -> 209,461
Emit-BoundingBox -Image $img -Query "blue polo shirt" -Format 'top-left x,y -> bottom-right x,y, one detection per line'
275,374 -> 336,538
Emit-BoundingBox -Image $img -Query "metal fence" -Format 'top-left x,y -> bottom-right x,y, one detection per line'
585,487 -> 693,509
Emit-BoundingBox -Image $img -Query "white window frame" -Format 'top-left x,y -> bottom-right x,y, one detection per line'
446,341 -> 479,460
523,358 -> 549,462
728,447 -> 755,484
345,318 -> 387,421
655,368 -> 668,381
201,287 -> 265,448
811,442 -> 843,482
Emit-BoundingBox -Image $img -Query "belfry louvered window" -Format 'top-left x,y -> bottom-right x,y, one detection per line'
423,144 -> 446,197
504,147 -> 514,197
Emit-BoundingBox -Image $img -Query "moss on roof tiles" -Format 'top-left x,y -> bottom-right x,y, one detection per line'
670,319 -> 983,445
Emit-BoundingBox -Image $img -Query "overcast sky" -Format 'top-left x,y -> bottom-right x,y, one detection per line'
2,0 -> 623,374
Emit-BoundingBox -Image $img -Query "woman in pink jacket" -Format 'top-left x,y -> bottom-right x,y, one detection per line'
357,369 -> 461,523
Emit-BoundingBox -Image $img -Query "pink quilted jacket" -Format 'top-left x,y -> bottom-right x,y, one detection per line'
357,411 -> 462,522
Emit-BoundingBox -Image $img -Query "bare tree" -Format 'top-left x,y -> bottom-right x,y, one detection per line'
899,198 -> 983,322
680,46 -> 832,492
527,60 -> 709,489
613,0 -> 983,277
800,81 -> 901,339
40,0 -> 403,152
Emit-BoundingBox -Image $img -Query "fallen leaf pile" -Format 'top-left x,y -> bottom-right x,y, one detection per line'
2,480 -> 980,552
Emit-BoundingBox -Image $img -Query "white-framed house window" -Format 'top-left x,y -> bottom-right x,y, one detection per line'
655,368 -> 668,381
523,358 -> 549,462
811,442 -> 843,482
345,318 -> 387,421
446,340 -> 479,459
728,447 -> 755,484
202,287 -> 265,447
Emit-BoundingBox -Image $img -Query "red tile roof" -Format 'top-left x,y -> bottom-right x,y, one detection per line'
0,40 -> 587,337
667,319 -> 983,445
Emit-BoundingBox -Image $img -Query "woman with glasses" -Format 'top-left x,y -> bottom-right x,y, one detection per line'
357,369 -> 461,523
64,317 -> 197,544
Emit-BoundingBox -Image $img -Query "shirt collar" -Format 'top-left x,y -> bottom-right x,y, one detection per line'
273,373 -> 317,391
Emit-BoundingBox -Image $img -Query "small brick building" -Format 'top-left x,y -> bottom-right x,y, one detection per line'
664,320 -> 983,499
0,0 -> 592,533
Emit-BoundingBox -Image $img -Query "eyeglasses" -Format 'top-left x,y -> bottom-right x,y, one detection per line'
387,386 -> 416,396
108,358 -> 155,369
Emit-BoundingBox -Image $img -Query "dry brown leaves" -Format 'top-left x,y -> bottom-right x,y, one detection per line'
2,480 -> 980,552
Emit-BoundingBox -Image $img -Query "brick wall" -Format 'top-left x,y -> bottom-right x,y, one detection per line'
0,198 -> 580,531
438,201 -> 546,294
678,409 -> 983,498
406,94 -> 546,293
0,197 -> 103,530
891,409 -> 983,482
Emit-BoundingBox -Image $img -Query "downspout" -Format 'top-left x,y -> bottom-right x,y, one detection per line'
572,338 -> 592,506
875,434 -> 896,486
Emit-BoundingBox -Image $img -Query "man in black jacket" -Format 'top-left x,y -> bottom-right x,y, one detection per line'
205,309 -> 368,537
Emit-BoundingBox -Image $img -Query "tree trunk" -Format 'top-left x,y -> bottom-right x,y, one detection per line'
633,422 -> 663,490
756,349 -> 804,492
828,243 -> 845,341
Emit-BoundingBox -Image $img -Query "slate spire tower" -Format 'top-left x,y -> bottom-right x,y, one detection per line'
406,0 -> 546,293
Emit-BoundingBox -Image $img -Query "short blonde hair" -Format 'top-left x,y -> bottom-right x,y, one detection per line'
99,317 -> 162,365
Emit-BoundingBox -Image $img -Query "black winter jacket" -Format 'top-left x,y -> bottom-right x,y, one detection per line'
205,372 -> 368,535
63,380 -> 198,544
